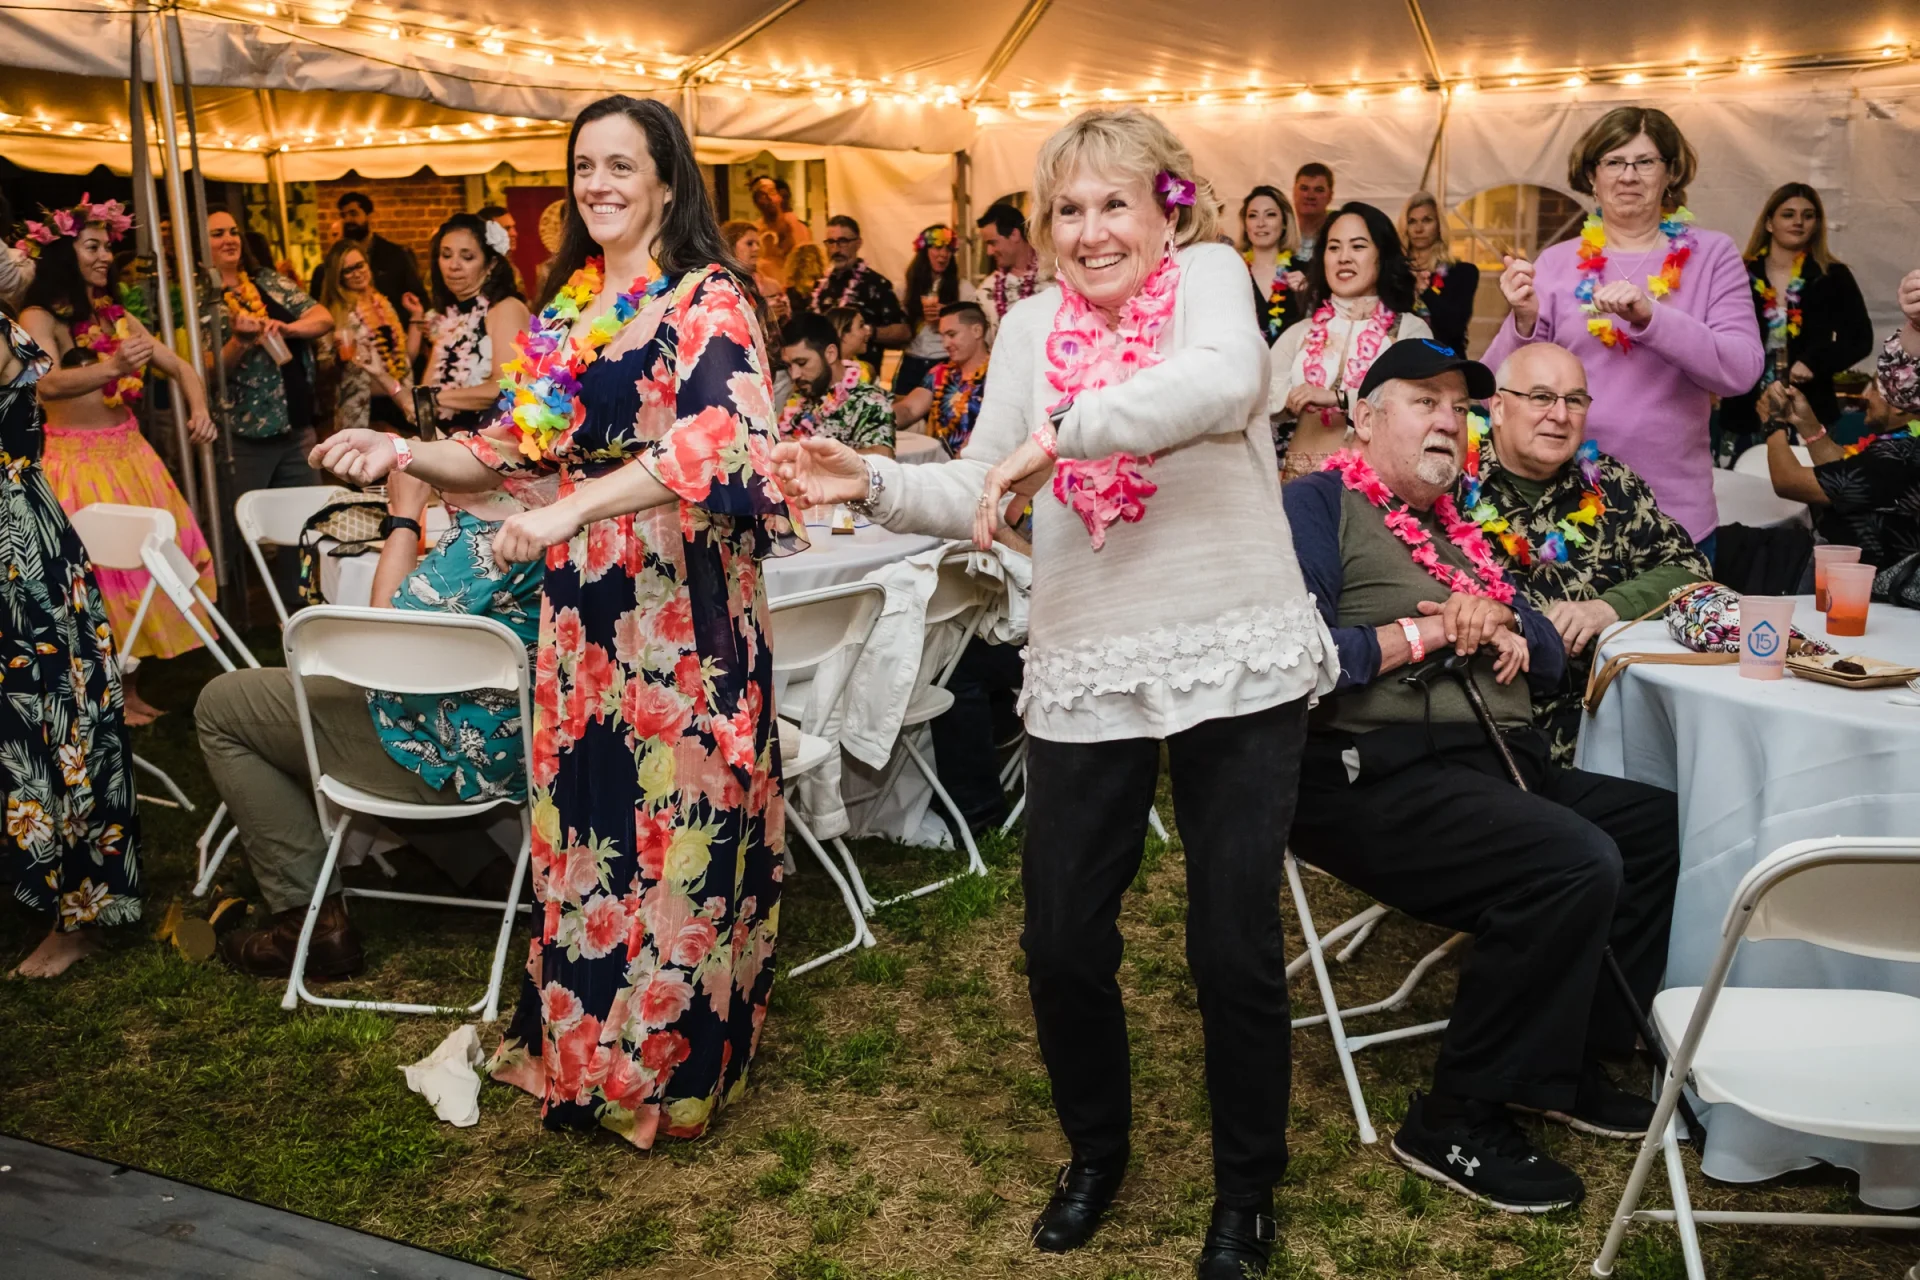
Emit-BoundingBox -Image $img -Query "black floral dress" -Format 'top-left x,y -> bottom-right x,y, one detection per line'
0,315 -> 139,929
472,266 -> 806,1148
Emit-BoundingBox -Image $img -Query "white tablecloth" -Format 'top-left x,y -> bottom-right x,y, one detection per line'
895,432 -> 948,465
1576,596 -> 1920,1207
767,523 -> 946,600
1713,467 -> 1808,530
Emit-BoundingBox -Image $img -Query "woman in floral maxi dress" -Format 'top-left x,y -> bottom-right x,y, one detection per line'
0,294 -> 139,977
312,95 -> 803,1147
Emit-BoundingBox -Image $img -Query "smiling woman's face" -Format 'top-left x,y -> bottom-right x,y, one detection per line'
571,112 -> 669,259
1321,212 -> 1380,299
1049,167 -> 1170,313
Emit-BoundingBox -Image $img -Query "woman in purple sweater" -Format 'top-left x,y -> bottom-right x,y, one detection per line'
1484,107 -> 1762,551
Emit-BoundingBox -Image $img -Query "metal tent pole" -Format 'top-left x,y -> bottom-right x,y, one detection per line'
129,11 -> 200,513
148,9 -> 224,591
166,8 -> 231,589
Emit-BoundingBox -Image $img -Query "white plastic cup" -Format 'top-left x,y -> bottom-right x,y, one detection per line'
258,326 -> 293,366
1738,595 -> 1795,680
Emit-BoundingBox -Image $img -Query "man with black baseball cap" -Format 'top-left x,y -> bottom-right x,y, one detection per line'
1279,338 -> 1680,1214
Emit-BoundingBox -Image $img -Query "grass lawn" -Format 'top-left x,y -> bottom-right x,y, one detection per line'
1,635 -> 1913,1279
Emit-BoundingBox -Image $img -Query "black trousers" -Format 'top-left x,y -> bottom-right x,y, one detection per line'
1289,725 -> 1679,1111
928,639 -> 1024,829
1024,697 -> 1307,1202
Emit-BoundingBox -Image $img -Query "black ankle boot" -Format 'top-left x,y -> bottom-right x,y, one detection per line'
1194,1198 -> 1277,1279
1030,1156 -> 1127,1253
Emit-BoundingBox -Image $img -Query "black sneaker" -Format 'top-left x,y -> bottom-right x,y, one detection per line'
1516,1062 -> 1657,1140
1391,1092 -> 1584,1213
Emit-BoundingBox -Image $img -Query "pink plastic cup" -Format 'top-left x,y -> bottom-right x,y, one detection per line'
1738,595 -> 1796,680
1825,564 -> 1875,638
1812,544 -> 1862,612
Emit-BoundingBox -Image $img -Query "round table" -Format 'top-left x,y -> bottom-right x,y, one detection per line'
767,521 -> 946,599
895,432 -> 948,465
1713,467 -> 1807,530
1576,596 -> 1920,1207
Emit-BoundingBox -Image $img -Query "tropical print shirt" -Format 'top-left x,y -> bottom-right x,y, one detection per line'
806,258 -> 906,332
782,381 -> 896,452
920,358 -> 988,451
1470,442 -> 1710,763
1812,429 -> 1920,568
200,269 -> 319,439
1878,327 -> 1920,415
366,507 -> 545,801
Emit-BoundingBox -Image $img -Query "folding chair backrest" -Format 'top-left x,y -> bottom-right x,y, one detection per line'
769,581 -> 885,724
284,605 -> 529,696
70,503 -> 177,571
1737,837 -> 1920,964
236,485 -> 354,548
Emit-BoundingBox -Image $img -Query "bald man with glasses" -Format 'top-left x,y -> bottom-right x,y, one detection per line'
1468,342 -> 1710,763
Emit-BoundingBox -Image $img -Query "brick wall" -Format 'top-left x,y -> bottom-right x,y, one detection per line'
313,170 -> 469,275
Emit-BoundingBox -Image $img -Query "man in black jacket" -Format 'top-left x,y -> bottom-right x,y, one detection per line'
313,191 -> 424,322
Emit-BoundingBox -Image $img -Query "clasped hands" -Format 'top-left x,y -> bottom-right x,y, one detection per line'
1419,594 -> 1530,685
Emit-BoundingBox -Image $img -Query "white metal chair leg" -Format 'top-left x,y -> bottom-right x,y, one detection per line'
999,789 -> 1027,833
787,809 -> 875,977
1292,932 -> 1466,1031
478,816 -> 534,1022
193,826 -> 240,899
834,837 -> 878,917
1662,1112 -> 1709,1280
863,738 -> 988,910
1147,805 -> 1169,842
282,819 -> 352,1011
134,754 -> 195,812
1286,903 -> 1388,980
1594,1046 -> 1696,1274
1285,850 -> 1377,1143
1335,911 -> 1384,962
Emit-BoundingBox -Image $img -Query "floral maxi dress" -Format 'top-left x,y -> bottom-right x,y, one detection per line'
0,315 -> 139,929
471,265 -> 805,1147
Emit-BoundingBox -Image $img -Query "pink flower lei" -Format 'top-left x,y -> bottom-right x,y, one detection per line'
1324,448 -> 1515,603
1042,251 -> 1181,549
1299,300 -> 1397,425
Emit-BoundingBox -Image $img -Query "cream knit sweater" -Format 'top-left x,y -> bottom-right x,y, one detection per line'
866,241 -> 1336,743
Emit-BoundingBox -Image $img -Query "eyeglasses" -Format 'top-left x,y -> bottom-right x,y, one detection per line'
1499,386 -> 1593,413
1598,156 -> 1665,177
822,235 -> 858,247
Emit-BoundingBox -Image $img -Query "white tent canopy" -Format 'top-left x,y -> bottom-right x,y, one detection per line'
2,1 -> 1918,330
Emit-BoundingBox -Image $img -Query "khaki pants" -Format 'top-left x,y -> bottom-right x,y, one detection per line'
196,667 -> 504,914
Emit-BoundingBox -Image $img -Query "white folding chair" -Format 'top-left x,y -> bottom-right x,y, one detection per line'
278,606 -> 534,1019
839,550 -> 994,912
69,503 -> 260,816
233,484 -> 354,626
769,581 -> 887,976
1284,849 -> 1467,1144
1731,443 -> 1811,478
1592,836 -> 1920,1279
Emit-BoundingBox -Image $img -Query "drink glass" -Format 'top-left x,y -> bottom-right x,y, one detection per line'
1812,544 -> 1861,612
259,326 -> 293,366
1738,595 -> 1796,680
1825,564 -> 1875,637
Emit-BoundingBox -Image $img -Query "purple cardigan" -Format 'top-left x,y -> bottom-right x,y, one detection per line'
1483,226 -> 1763,541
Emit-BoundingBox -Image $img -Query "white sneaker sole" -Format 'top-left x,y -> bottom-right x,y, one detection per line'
1389,1138 -> 1580,1214
1511,1103 -> 1649,1141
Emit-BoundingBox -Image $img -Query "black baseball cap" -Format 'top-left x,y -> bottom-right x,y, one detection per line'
1356,338 -> 1496,400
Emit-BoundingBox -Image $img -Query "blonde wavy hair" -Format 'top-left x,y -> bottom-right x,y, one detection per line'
1399,191 -> 1452,266
1030,108 -> 1218,257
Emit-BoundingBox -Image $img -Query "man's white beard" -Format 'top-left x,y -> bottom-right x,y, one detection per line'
1413,453 -> 1461,489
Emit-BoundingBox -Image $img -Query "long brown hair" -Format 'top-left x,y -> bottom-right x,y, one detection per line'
535,95 -> 746,313
1743,182 -> 1838,268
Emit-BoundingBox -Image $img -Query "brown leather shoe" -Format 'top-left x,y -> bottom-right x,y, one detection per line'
217,896 -> 366,980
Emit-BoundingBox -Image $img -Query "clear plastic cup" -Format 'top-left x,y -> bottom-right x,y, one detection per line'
1825,563 -> 1875,637
258,326 -> 293,366
1812,544 -> 1861,612
1738,595 -> 1795,680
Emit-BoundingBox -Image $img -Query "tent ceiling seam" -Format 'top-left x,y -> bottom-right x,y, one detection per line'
1403,0 -> 1445,87
965,0 -> 1053,108
679,0 -> 815,85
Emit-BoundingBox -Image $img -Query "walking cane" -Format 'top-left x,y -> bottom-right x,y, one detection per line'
1405,651 -> 1701,1144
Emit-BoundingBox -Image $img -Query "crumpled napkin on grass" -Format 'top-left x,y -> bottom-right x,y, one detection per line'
401,1024 -> 485,1127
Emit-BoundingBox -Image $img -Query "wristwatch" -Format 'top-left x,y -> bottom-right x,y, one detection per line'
379,514 -> 422,539
848,456 -> 886,515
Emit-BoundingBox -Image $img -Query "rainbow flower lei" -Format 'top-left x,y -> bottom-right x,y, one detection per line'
1575,207 -> 1695,352
1327,447 -> 1514,602
1753,253 -> 1805,385
1841,419 -> 1920,460
497,257 -> 669,460
1244,248 -> 1293,342
1460,409 -> 1605,568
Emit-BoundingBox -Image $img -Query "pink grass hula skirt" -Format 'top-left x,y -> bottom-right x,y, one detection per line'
42,417 -> 215,660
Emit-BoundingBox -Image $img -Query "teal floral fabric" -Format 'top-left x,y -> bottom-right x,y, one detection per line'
365,507 -> 544,801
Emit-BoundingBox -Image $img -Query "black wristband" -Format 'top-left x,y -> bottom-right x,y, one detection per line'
379,514 -> 422,539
